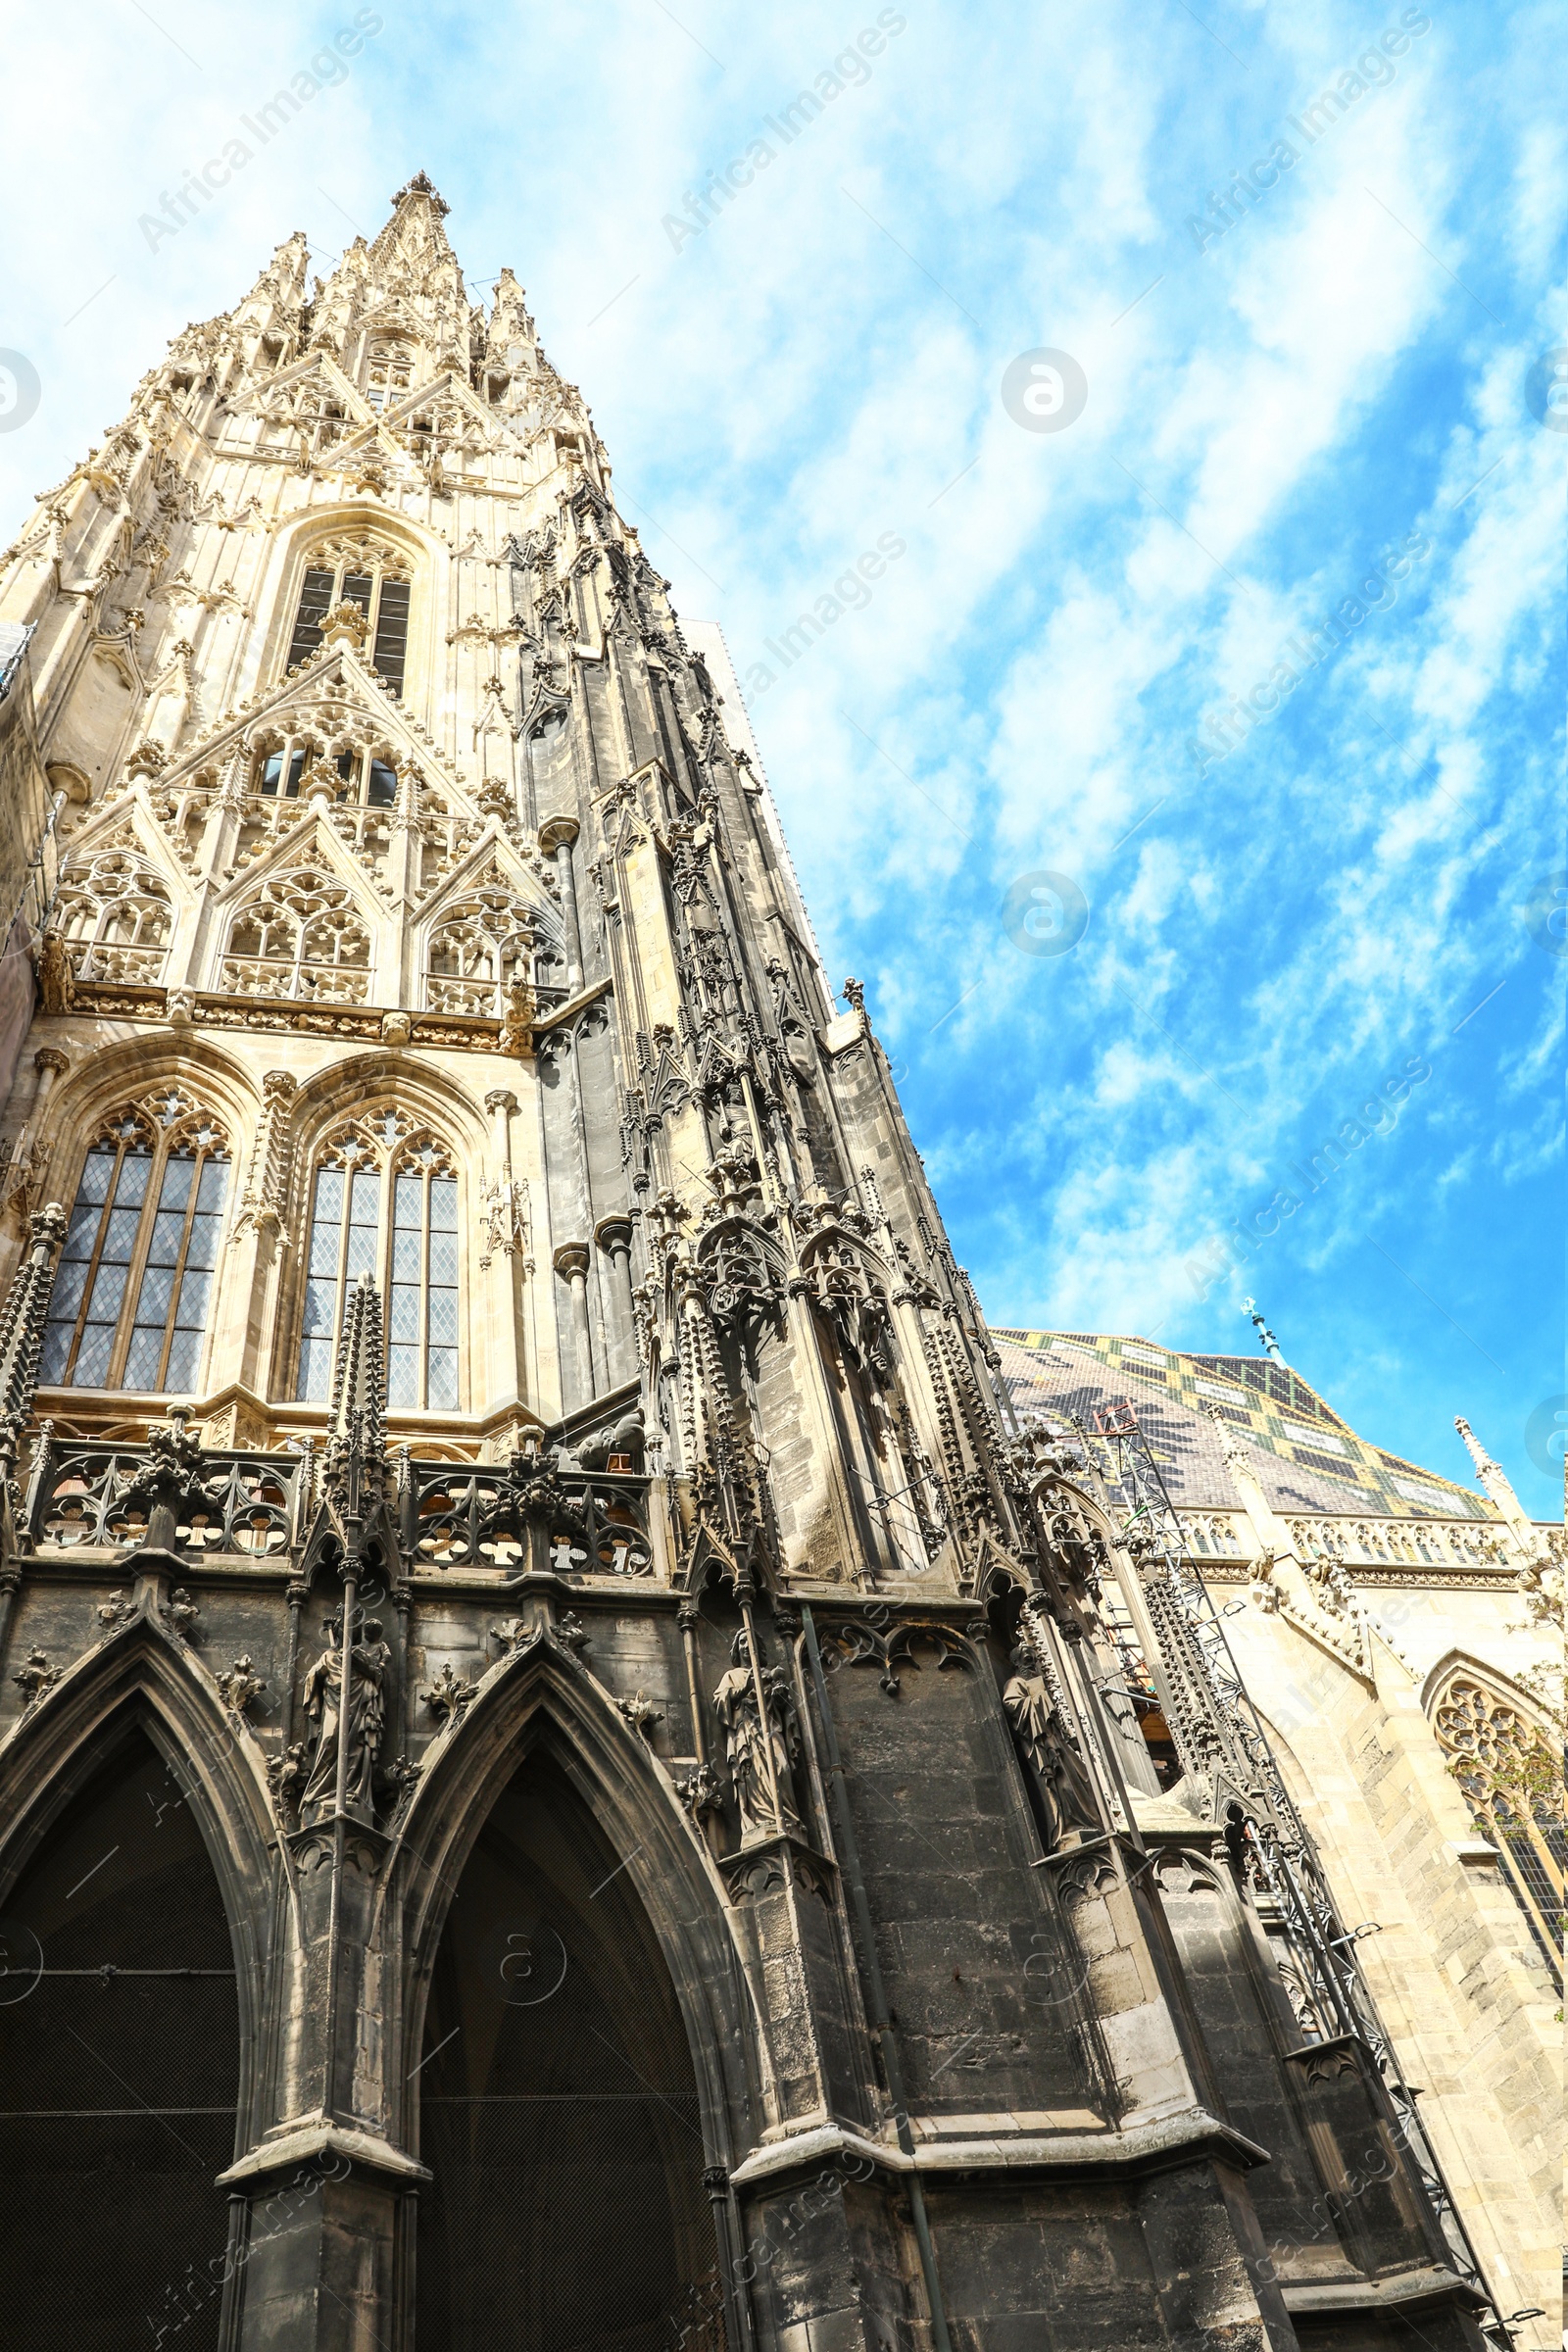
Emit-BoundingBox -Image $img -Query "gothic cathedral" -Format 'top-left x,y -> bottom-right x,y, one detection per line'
0,176 -> 1551,2352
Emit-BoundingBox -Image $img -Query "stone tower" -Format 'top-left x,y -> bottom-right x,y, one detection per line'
0,179 -> 1524,2351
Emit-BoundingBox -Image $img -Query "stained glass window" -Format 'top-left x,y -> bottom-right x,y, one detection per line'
1432,1672 -> 1565,1991
297,1125 -> 460,1411
40,1115 -> 229,1394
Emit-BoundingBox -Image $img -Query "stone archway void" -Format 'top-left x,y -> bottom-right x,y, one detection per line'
0,1724 -> 240,2349
416,1748 -> 725,2352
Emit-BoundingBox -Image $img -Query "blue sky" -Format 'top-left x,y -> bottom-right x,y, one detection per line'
1,0 -> 1561,1507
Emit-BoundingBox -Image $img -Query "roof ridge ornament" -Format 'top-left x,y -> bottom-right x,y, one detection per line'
1242,1295 -> 1285,1365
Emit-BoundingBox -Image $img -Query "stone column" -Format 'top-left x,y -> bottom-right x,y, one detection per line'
6,1047 -> 69,1207
539,813 -> 582,988
27,1044 -> 69,1127
227,1070 -> 297,1399
553,1240 -> 593,1411
594,1213 -> 634,1386
483,1089 -> 527,1411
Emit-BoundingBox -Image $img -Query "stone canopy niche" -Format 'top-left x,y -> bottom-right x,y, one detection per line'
415,1749 -> 722,2352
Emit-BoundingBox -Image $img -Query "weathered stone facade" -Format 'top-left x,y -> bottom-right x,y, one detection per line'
998,1330 -> 1564,2339
0,176 -> 1554,2352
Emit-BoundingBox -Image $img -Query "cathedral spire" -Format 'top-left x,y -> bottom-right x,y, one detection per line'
305,171 -> 472,372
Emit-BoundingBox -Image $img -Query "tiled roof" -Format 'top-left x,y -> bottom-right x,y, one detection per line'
990,1329 -> 1492,1524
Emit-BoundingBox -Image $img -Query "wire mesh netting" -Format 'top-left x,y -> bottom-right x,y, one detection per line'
416,1751 -> 725,2352
0,1726 -> 239,2351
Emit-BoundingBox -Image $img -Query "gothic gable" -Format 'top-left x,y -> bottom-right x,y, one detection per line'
157,645 -> 478,817
54,792 -> 196,913
226,350 -> 371,428
207,811 -> 385,921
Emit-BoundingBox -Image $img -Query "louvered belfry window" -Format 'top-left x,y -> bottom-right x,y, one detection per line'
39,1103 -> 229,1394
283,540 -> 413,693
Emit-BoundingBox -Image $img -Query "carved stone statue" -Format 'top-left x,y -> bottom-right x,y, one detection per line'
35,934 -> 74,1014
300,1615 -> 391,1822
498,973 -> 534,1056
712,1631 -> 800,1840
1002,1642 -> 1102,1853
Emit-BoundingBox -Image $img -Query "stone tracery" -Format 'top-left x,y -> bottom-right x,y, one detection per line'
53,839 -> 174,985
221,864 -> 372,1002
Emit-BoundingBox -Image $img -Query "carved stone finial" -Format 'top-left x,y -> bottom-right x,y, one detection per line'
166,1586 -> 201,1642
677,1763 -> 723,1826
614,1690 -> 663,1738
12,1645 -> 58,1708
324,1272 -> 387,1524
267,1741 -> 310,1822
1453,1415 -> 1498,1478
421,1659 -> 477,1726
217,1654 -> 268,1715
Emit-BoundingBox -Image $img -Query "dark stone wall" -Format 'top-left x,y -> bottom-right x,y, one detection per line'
823,1646 -> 1101,2120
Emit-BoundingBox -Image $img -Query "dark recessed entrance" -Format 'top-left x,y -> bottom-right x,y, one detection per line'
416,1749 -> 725,2352
0,1724 -> 240,2351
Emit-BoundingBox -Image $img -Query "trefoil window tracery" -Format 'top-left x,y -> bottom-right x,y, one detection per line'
426,881 -> 539,1016
54,846 -> 174,985
1431,1669 -> 1565,1987
221,868 -> 371,1004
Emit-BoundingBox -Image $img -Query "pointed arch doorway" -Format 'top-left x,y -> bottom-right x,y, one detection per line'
0,1723 -> 241,2350
415,1748 -> 727,2352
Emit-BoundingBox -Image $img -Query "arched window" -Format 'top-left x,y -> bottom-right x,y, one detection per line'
365,336 -> 415,411
1431,1670 -> 1565,1989
40,1102 -> 229,1393
285,535 -> 412,694
53,845 -> 173,984
221,869 -> 370,1003
251,738 -> 399,809
426,881 -> 537,1015
298,1114 -> 460,1411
